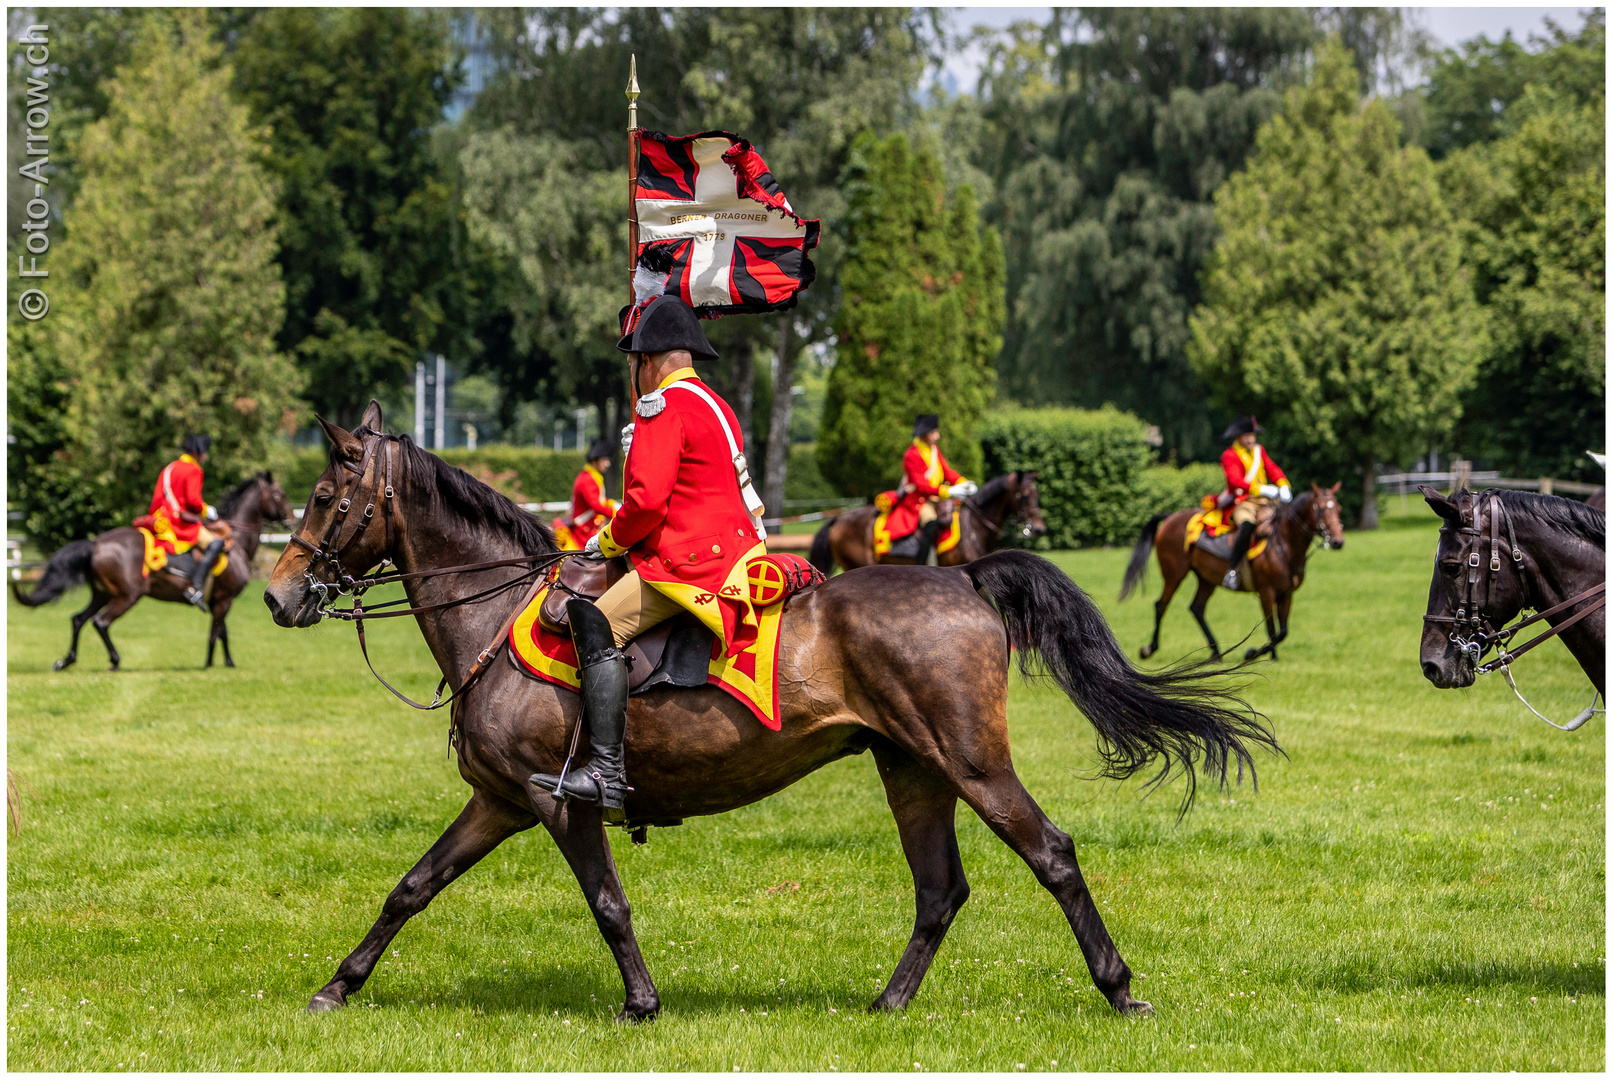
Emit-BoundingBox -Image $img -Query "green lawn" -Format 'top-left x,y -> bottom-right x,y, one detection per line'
7,503 -> 1604,1070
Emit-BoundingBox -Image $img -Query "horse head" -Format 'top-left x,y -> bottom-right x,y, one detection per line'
1417,486 -> 1525,689
1011,471 -> 1048,541
258,471 -> 296,525
265,400 -> 396,628
1308,482 -> 1345,550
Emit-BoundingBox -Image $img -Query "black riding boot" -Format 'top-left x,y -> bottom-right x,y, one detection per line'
531,599 -> 631,812
1222,522 -> 1257,590
913,520 -> 944,566
184,538 -> 226,610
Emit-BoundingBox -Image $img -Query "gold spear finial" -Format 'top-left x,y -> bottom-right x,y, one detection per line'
626,54 -> 640,132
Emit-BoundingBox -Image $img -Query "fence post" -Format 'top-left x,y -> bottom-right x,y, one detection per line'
1449,460 -> 1471,494
1540,476 -> 1554,496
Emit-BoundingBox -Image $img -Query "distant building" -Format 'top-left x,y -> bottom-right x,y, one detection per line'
445,11 -> 494,123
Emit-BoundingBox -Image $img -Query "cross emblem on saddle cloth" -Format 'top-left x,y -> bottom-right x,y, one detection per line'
634,130 -> 819,314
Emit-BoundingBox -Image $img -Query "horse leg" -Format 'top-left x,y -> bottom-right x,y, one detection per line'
219,618 -> 234,668
307,790 -> 533,1012
91,595 -> 138,671
868,743 -> 969,1012
1187,576 -> 1222,661
1140,566 -> 1185,660
55,590 -> 108,671
955,770 -> 1148,1015
206,613 -> 221,668
1245,587 -> 1280,663
539,796 -> 661,1022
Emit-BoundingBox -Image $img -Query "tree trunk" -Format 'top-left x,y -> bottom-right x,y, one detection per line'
1359,452 -> 1379,530
731,338 -> 755,456
762,317 -> 798,516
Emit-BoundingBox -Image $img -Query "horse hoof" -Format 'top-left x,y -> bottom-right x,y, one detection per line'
1244,648 -> 1265,662
1138,645 -> 1154,660
1119,998 -> 1154,1017
615,1001 -> 659,1024
52,658 -> 73,672
306,990 -> 346,1013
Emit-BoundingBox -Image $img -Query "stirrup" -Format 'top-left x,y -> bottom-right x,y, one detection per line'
1221,570 -> 1239,590
183,586 -> 208,610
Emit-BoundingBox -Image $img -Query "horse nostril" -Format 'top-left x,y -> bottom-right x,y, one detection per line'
1422,661 -> 1441,682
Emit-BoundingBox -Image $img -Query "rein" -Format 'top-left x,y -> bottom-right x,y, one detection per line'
1423,491 -> 1607,729
287,429 -> 580,712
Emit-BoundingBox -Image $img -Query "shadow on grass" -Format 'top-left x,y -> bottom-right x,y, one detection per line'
1280,956 -> 1605,997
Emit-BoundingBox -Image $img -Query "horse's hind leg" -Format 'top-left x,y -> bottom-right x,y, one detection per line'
1245,587 -> 1281,662
91,595 -> 138,671
1187,576 -> 1222,660
55,590 -> 108,671
307,790 -> 533,1012
957,770 -> 1149,1016
868,743 -> 969,1012
538,796 -> 661,1022
1140,563 -> 1186,660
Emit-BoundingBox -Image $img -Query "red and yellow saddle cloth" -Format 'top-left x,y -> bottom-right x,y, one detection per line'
1184,507 -> 1266,560
870,491 -> 960,560
508,555 -> 821,731
131,519 -> 228,579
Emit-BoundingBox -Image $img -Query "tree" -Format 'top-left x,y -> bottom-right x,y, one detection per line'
816,132 -> 1004,498
988,9 -> 1317,462
1442,84 -> 1605,481
9,12 -> 299,548
1188,42 -> 1486,528
229,8 -> 474,423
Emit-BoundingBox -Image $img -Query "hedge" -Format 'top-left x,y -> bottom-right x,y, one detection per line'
265,442 -> 835,508
979,407 -> 1228,548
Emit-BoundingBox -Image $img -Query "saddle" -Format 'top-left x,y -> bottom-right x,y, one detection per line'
537,556 -> 713,695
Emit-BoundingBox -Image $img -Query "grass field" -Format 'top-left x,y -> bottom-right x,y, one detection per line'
7,502 -> 1604,1070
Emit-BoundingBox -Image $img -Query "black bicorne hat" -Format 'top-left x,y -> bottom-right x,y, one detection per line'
585,438 -> 614,461
182,433 -> 212,457
1221,415 -> 1262,441
615,294 -> 719,360
913,414 -> 940,437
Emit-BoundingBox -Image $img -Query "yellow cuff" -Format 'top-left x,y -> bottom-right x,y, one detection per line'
938,485 -> 951,499
597,527 -> 627,559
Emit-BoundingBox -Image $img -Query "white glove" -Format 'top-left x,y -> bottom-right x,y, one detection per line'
1278,484 -> 1292,503
948,480 -> 978,499
620,423 -> 635,455
203,504 -> 219,522
1258,484 -> 1280,499
582,533 -> 606,560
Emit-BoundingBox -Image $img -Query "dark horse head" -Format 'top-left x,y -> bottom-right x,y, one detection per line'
983,471 -> 1047,542
217,471 -> 296,526
1419,485 -> 1606,689
1299,481 -> 1347,550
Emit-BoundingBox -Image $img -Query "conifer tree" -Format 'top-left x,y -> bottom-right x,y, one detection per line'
1188,42 -> 1486,528
817,133 -> 1004,498
17,12 -> 298,546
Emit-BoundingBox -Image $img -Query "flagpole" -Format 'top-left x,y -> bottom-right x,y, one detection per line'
625,54 -> 642,422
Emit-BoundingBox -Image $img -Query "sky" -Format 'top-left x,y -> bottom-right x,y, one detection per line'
933,6 -> 1596,96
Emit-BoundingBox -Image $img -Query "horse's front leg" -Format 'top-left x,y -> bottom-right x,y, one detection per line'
307,790 -> 534,1012
1246,586 -> 1280,662
56,590 -> 108,671
534,789 -> 660,1022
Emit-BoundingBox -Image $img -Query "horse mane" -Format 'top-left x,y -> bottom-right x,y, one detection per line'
390,435 -> 557,553
968,473 -> 1014,509
215,472 -> 270,519
1483,488 -> 1604,548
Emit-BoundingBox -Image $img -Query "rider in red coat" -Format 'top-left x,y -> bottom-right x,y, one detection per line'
886,414 -> 976,565
1218,416 -> 1292,590
554,439 -> 619,550
533,294 -> 766,812
147,433 -> 226,609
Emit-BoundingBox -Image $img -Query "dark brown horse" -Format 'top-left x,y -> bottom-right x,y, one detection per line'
806,472 -> 1047,573
1120,484 -> 1346,663
1419,487 -> 1604,695
263,403 -> 1274,1021
12,473 -> 294,670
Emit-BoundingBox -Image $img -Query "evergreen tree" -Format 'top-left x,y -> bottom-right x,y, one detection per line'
10,12 -> 298,548
1188,43 -> 1486,528
816,132 -> 1004,498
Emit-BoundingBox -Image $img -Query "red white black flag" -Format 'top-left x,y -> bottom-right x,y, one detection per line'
632,130 -> 819,318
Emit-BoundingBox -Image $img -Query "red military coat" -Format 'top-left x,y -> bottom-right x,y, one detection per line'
885,439 -> 964,539
148,454 -> 207,546
598,370 -> 765,656
568,464 -> 618,546
1220,443 -> 1289,504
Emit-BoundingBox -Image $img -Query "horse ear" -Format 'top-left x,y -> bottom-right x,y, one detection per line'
316,414 -> 363,462
360,399 -> 384,432
1329,481 -> 1342,494
1420,485 -> 1461,522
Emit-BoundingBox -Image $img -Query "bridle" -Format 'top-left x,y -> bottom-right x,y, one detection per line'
957,476 -> 1042,541
1423,491 -> 1606,729
1284,491 -> 1338,554
286,429 -> 576,712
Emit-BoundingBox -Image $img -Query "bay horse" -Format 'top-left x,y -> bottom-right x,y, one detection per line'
263,403 -> 1275,1020
1418,486 -> 1604,699
12,473 -> 294,670
806,472 -> 1047,573
1120,484 -> 1345,663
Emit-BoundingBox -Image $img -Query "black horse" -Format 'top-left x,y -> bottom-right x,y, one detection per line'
1419,486 -> 1605,694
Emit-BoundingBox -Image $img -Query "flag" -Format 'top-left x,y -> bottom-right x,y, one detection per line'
633,130 -> 819,318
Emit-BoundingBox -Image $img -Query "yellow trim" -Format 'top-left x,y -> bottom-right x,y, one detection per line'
509,588 -> 582,690
597,526 -> 628,558
179,454 -> 199,466
644,540 -> 767,641
658,367 -> 698,389
1232,443 -> 1267,489
706,601 -> 786,718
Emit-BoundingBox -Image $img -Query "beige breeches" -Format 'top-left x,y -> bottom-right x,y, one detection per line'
593,569 -> 686,649
1231,498 -> 1270,527
918,500 -> 939,527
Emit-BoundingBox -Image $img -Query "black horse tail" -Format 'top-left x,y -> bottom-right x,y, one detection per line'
11,539 -> 94,607
965,549 -> 1277,812
1118,512 -> 1168,602
807,520 -> 836,576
